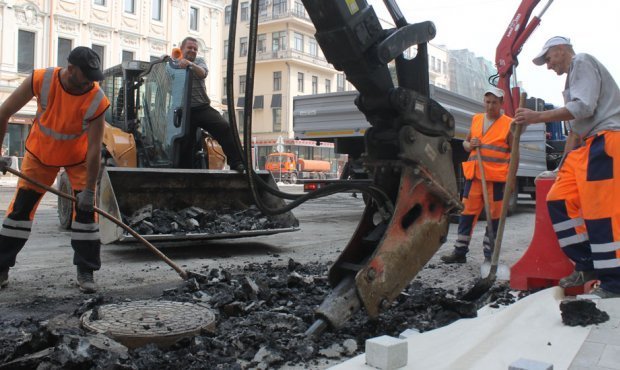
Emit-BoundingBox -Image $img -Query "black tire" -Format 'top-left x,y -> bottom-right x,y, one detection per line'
289,173 -> 298,184
57,172 -> 73,230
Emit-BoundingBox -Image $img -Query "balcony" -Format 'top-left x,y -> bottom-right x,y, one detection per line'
255,48 -> 332,70
258,8 -> 312,26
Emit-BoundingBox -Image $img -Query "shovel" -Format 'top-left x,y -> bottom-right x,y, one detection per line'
2,166 -> 207,282
461,92 -> 526,301
475,150 -> 510,280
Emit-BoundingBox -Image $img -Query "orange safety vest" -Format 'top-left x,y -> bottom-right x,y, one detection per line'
26,67 -> 109,167
462,113 -> 512,182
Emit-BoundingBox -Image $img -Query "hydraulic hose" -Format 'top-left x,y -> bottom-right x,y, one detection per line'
225,0 -> 394,217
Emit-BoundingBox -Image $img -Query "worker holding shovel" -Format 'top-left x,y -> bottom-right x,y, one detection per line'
442,87 -> 513,265
515,36 -> 620,298
0,47 -> 109,293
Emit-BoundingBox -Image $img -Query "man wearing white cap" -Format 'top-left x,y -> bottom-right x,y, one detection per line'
515,36 -> 620,298
442,87 -> 513,264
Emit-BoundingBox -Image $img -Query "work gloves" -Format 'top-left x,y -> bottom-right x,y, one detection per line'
0,157 -> 12,174
76,189 -> 95,213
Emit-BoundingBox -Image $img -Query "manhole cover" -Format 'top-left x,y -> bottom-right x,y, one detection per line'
81,300 -> 216,348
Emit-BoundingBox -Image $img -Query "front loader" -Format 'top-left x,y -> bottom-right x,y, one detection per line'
57,59 -> 298,244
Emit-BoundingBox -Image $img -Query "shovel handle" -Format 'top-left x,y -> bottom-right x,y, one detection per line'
475,150 -> 495,244
488,93 -> 527,278
3,167 -> 189,280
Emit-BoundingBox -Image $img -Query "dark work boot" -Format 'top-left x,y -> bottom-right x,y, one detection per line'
559,270 -> 597,288
77,266 -> 97,293
440,250 -> 467,264
0,268 -> 8,289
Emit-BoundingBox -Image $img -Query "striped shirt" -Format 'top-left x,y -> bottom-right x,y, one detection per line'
189,57 -> 211,108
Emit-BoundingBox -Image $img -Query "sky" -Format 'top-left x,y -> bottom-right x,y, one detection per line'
367,0 -> 620,106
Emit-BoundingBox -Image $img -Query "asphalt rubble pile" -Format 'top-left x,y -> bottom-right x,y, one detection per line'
124,204 -> 291,236
1,260 -> 523,370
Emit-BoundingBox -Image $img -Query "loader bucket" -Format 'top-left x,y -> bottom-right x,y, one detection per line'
98,167 -> 299,244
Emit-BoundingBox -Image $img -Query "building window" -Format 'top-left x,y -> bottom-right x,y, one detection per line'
273,71 -> 281,91
293,1 -> 305,17
297,72 -> 304,93
240,37 -> 248,57
273,108 -> 282,132
94,0 -> 106,6
325,79 -> 331,93
272,31 -> 286,52
293,32 -> 304,52
152,0 -> 162,21
259,0 -> 268,16
57,38 -> 72,68
312,76 -> 318,94
223,40 -> 228,59
122,50 -> 134,62
337,73 -> 345,92
239,75 -> 246,94
18,30 -> 35,73
257,34 -> 266,53
240,2 -> 249,21
189,7 -> 198,31
225,6 -> 231,24
223,77 -> 227,97
124,0 -> 134,14
443,61 -> 448,74
273,0 -> 287,16
309,38 -> 318,57
92,44 -> 105,68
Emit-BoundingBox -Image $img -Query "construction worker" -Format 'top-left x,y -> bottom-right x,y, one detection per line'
0,46 -> 110,293
441,87 -> 513,264
174,36 -> 245,172
515,36 -> 620,298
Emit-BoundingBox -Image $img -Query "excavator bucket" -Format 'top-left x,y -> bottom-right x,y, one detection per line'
98,167 -> 299,244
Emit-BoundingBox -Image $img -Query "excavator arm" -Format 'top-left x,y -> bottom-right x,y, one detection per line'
494,0 -> 553,116
301,0 -> 462,336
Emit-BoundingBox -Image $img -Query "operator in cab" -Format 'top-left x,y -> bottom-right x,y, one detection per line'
172,37 -> 245,172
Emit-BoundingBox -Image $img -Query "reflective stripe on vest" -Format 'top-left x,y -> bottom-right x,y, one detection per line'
462,113 -> 512,181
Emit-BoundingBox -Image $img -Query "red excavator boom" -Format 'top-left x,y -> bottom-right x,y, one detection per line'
494,0 -> 553,116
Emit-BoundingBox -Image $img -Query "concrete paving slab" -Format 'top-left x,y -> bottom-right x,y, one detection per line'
330,288 -> 593,370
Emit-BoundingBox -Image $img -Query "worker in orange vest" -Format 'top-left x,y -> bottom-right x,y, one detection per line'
515,36 -> 620,298
0,46 -> 110,293
442,87 -> 513,265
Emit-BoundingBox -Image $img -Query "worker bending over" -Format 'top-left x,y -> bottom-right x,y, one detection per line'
515,36 -> 620,298
0,47 -> 109,293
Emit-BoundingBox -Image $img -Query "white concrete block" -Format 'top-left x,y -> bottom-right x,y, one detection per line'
365,335 -> 407,370
509,357 -> 553,370
398,328 -> 420,339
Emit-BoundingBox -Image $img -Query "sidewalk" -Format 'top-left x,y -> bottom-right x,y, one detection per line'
331,288 -> 620,370
0,175 -> 18,187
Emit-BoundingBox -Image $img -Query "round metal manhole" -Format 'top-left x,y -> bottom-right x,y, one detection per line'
81,300 -> 216,348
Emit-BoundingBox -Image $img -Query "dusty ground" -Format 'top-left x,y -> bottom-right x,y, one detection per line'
0,175 -> 538,369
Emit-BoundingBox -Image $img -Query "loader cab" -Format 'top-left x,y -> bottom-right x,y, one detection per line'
100,59 -> 194,168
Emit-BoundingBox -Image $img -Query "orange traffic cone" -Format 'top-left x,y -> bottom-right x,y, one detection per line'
510,174 -> 576,291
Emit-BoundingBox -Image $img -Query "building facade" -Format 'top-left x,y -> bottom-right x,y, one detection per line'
1,0 -> 488,163
0,0 -> 226,158
221,0 -> 348,143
